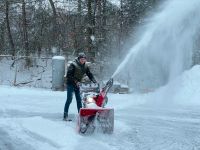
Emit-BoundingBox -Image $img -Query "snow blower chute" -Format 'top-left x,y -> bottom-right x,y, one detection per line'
77,78 -> 114,135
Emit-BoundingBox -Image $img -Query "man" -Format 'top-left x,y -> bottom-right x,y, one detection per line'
63,52 -> 97,121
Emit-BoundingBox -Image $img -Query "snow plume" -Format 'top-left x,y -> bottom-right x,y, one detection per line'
112,0 -> 200,91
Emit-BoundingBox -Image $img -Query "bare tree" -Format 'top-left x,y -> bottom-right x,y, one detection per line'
22,0 -> 30,66
86,0 -> 95,61
5,0 -> 15,57
48,0 -> 60,54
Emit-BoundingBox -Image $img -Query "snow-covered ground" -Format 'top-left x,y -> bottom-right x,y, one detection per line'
1,65 -> 200,150
0,57 -> 52,88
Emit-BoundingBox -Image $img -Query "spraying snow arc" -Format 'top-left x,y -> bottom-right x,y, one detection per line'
112,0 -> 200,91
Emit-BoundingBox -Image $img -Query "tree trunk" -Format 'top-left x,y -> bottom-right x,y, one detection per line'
49,0 -> 59,54
118,0 -> 123,59
22,0 -> 30,66
86,0 -> 95,61
78,0 -> 82,16
101,0 -> 107,59
87,0 -> 92,52
5,0 -> 15,57
0,22 -> 5,53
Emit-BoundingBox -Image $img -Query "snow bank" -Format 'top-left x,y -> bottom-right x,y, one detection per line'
0,58 -> 52,88
174,65 -> 200,105
144,65 -> 200,106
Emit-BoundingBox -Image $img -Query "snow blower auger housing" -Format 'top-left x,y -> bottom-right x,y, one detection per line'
78,78 -> 114,135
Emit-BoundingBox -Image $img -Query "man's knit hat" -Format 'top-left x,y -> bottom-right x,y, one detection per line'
78,52 -> 86,59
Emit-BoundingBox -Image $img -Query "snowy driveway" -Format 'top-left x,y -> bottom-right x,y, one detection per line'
0,86 -> 200,150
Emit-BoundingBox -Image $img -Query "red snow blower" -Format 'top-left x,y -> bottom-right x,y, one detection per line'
77,78 -> 114,135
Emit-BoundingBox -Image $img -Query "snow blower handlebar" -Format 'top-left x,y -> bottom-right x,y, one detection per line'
95,78 -> 113,107
102,78 -> 113,95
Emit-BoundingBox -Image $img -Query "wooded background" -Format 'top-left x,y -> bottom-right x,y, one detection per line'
0,0 -> 160,65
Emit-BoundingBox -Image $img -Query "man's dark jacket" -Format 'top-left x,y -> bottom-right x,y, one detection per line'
66,58 -> 96,86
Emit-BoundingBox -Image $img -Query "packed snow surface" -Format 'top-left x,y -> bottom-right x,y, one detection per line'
1,65 -> 200,150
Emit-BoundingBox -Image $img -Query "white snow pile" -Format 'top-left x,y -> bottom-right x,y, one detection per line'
144,65 -> 200,106
0,57 -> 52,88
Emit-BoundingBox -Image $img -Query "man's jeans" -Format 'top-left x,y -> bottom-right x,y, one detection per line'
64,83 -> 82,118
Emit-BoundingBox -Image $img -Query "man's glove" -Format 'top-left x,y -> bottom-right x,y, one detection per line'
92,78 -> 97,84
76,82 -> 81,87
74,80 -> 81,88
